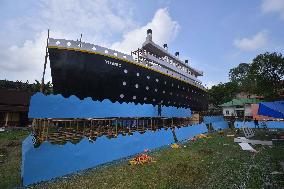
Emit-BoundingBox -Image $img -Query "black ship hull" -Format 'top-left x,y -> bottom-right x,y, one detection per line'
48,47 -> 208,111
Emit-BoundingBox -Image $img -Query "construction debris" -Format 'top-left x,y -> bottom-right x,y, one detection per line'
234,137 -> 273,146
238,143 -> 256,152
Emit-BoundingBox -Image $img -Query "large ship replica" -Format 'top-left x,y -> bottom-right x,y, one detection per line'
47,29 -> 208,111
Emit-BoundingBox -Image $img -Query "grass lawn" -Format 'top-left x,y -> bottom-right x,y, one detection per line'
0,129 -> 283,189
0,129 -> 29,189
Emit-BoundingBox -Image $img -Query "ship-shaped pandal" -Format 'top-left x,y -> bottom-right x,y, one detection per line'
48,29 -> 208,111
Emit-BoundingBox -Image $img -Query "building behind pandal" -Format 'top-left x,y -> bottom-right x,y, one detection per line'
0,89 -> 32,127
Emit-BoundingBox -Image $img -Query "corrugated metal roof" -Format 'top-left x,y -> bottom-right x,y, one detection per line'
219,98 -> 261,107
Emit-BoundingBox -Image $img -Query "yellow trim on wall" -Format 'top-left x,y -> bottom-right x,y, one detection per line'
48,45 -> 207,92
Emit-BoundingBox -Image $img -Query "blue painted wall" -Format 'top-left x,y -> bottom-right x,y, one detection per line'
22,123 -> 207,186
211,121 -> 228,130
28,93 -> 191,118
203,116 -> 224,124
234,121 -> 284,129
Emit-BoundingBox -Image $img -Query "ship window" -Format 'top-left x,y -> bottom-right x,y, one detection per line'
144,97 -> 147,101
156,79 -> 159,82
146,86 -> 149,90
105,50 -> 109,54
137,73 -> 140,76
133,96 -> 136,100
56,41 -> 60,45
123,81 -> 127,86
120,94 -> 124,98
124,69 -> 128,74
92,46 -> 96,51
135,84 -> 139,88
67,42 -> 71,46
114,52 -> 117,56
155,88 -> 157,92
147,76 -> 150,79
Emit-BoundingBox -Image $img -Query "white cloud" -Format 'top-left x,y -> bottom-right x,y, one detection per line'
233,31 -> 268,51
111,8 -> 180,54
0,3 -> 180,82
0,0 -> 135,82
261,0 -> 284,20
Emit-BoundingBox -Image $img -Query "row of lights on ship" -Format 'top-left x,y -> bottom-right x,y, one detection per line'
123,68 -> 204,96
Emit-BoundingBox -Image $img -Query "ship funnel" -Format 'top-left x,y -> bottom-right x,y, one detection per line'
146,29 -> 152,41
163,44 -> 168,50
185,60 -> 188,64
175,52 -> 179,58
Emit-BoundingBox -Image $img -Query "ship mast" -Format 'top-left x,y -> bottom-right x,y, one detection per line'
40,29 -> 49,93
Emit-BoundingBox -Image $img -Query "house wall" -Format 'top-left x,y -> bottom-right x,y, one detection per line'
222,106 -> 236,116
244,104 -> 252,116
222,104 -> 253,117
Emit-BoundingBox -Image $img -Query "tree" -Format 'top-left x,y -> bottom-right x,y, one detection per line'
208,82 -> 239,106
250,52 -> 284,100
229,63 -> 255,93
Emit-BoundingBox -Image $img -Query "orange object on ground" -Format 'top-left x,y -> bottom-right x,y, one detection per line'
171,143 -> 180,149
129,153 -> 155,165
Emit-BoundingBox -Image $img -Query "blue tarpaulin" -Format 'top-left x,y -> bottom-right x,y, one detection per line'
258,101 -> 284,119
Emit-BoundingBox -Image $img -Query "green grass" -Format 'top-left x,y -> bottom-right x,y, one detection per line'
0,130 -> 29,189
33,129 -> 284,189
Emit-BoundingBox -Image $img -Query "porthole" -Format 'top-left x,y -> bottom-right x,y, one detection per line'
123,81 -> 126,86
137,73 -> 140,76
67,42 -> 71,46
135,84 -> 139,88
133,96 -> 136,100
105,50 -> 108,53
146,86 -> 149,90
120,94 -> 124,98
124,69 -> 128,74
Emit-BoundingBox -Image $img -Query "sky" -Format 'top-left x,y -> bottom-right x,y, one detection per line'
0,0 -> 284,88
